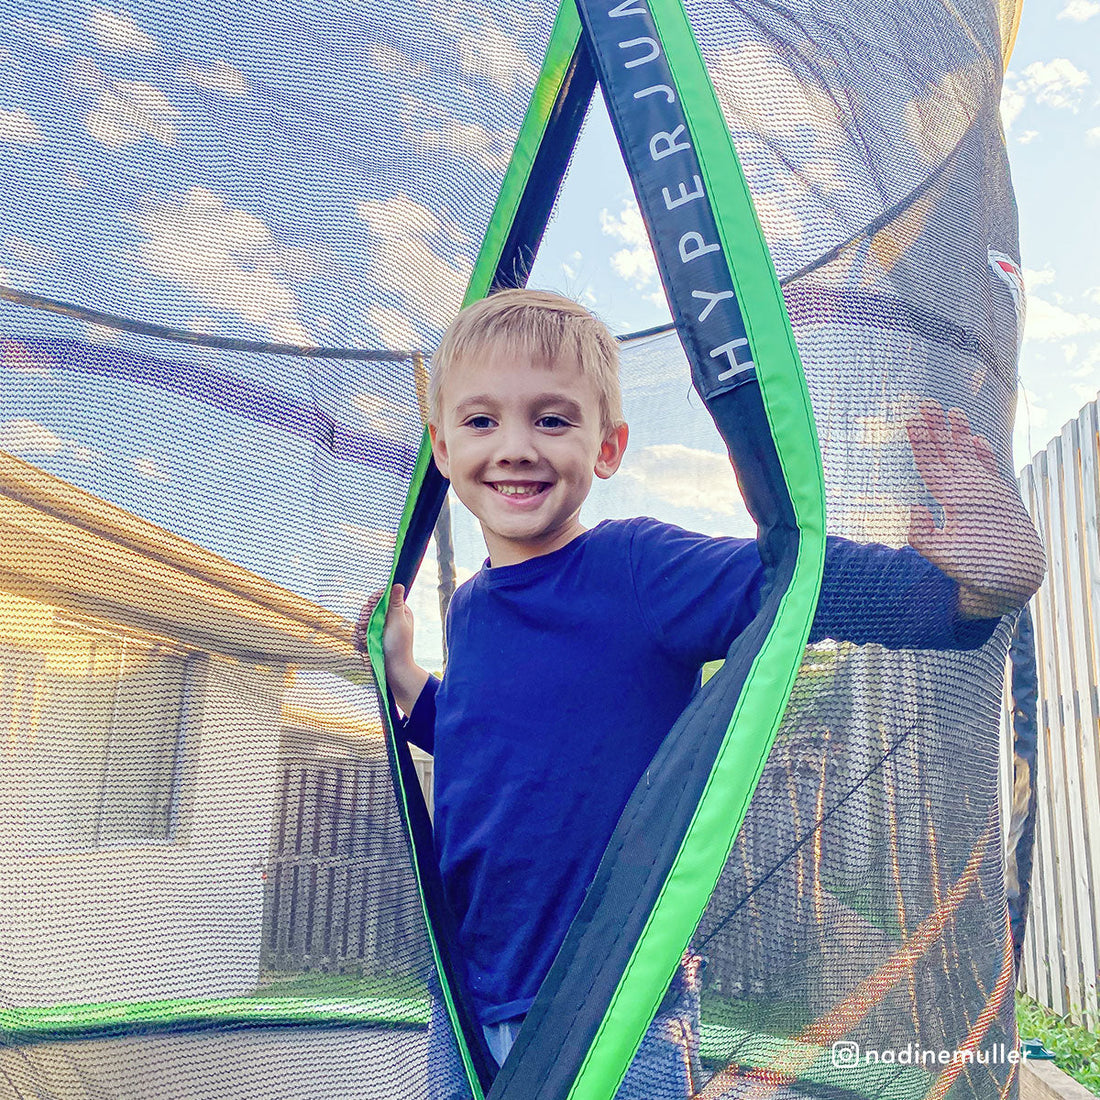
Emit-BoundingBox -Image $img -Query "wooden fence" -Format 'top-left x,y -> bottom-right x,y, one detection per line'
1004,395 -> 1100,1029
260,729 -> 434,977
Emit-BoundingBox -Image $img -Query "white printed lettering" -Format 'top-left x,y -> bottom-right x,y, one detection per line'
692,289 -> 734,321
649,125 -> 690,160
609,0 -> 647,14
711,337 -> 751,381
679,231 -> 719,263
619,37 -> 660,68
634,83 -> 675,104
662,175 -> 704,209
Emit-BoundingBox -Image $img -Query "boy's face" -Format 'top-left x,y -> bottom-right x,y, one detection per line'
429,347 -> 628,567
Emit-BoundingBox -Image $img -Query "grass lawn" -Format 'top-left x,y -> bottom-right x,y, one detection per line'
1018,993 -> 1100,1095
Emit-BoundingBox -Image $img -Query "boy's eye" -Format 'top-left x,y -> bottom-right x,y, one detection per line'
464,415 -> 495,429
537,414 -> 572,429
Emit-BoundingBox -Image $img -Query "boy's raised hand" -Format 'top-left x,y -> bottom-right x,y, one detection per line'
907,402 -> 1045,619
355,585 -> 429,715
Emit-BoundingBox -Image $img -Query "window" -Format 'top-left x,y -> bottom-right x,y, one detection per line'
0,614 -> 197,851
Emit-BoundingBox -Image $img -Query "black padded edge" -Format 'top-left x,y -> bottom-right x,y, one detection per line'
1007,606 -> 1038,969
490,2 -> 803,1094
393,42 -> 598,591
385,692 -> 498,1089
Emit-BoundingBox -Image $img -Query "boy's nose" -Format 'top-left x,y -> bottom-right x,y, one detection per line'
492,425 -> 539,465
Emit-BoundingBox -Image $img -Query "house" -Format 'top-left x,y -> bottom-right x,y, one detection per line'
0,449 -> 429,1011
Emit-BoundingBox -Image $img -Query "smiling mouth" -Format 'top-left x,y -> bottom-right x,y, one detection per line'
489,482 -> 550,498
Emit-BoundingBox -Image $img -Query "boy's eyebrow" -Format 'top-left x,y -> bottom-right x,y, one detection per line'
453,394 -> 587,419
453,395 -> 499,416
530,394 -> 585,419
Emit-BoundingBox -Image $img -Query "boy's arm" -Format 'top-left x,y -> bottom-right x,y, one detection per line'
907,404 -> 1045,618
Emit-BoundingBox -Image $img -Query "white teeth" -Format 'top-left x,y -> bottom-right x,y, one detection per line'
494,483 -> 541,496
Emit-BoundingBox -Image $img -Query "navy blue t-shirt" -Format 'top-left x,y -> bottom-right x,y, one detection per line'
402,518 -> 995,1024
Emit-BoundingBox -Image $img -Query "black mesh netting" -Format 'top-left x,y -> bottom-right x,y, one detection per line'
2,0 -> 1028,1096
0,0 -> 560,1095
597,0 -> 1025,1096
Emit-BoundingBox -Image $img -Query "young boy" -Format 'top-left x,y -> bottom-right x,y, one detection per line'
364,289 -> 1044,1083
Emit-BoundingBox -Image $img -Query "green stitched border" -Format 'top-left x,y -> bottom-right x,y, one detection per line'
565,3 -> 827,1097
364,3 -> 585,1094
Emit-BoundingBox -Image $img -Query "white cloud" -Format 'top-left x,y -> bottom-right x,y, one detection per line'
398,94 -> 517,175
1063,343 -> 1078,363
453,21 -> 537,94
1058,0 -> 1100,19
87,8 -> 158,53
366,42 -> 429,79
750,191 -> 806,243
905,65 -> 988,160
354,192 -> 471,334
1017,129 -> 1039,144
1087,127 -> 1100,146
365,305 -> 421,352
799,158 -> 848,193
351,392 -> 414,436
133,187 -> 314,345
86,80 -> 179,148
618,444 -> 751,522
337,523 -> 396,556
1024,267 -> 1055,287
1024,294 -> 1100,342
1000,84 -> 1027,131
0,108 -> 43,144
178,59 -> 248,97
0,419 -> 95,461
133,456 -> 168,480
85,322 -> 120,344
412,119 -> 516,174
600,202 -> 657,288
1002,59 -> 1091,133
709,42 -> 849,148
18,19 -> 68,49
1021,59 -> 1090,111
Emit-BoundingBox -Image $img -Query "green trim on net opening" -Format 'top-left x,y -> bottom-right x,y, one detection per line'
1,1005 -> 932,1100
565,4 -> 827,1099
0,996 -> 429,1045
364,3 -> 585,1096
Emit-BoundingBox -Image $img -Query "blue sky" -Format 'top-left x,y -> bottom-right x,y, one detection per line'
527,0 -> 1099,472
999,1 -> 1100,468
1,1 -> 1095,667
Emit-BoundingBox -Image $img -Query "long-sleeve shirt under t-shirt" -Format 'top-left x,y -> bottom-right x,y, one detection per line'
401,517 -> 996,1025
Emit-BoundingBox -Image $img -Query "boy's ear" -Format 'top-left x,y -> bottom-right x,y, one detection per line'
594,422 -> 629,480
428,422 -> 450,478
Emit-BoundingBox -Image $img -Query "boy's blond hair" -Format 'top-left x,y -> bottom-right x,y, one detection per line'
429,289 -> 624,431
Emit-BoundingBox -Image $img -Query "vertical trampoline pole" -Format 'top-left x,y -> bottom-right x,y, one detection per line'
413,350 -> 458,662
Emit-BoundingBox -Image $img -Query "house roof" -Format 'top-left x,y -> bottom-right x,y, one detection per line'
0,449 -> 362,671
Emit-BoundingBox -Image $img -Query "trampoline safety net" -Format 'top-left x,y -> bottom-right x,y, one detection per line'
0,0 -> 1030,1099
